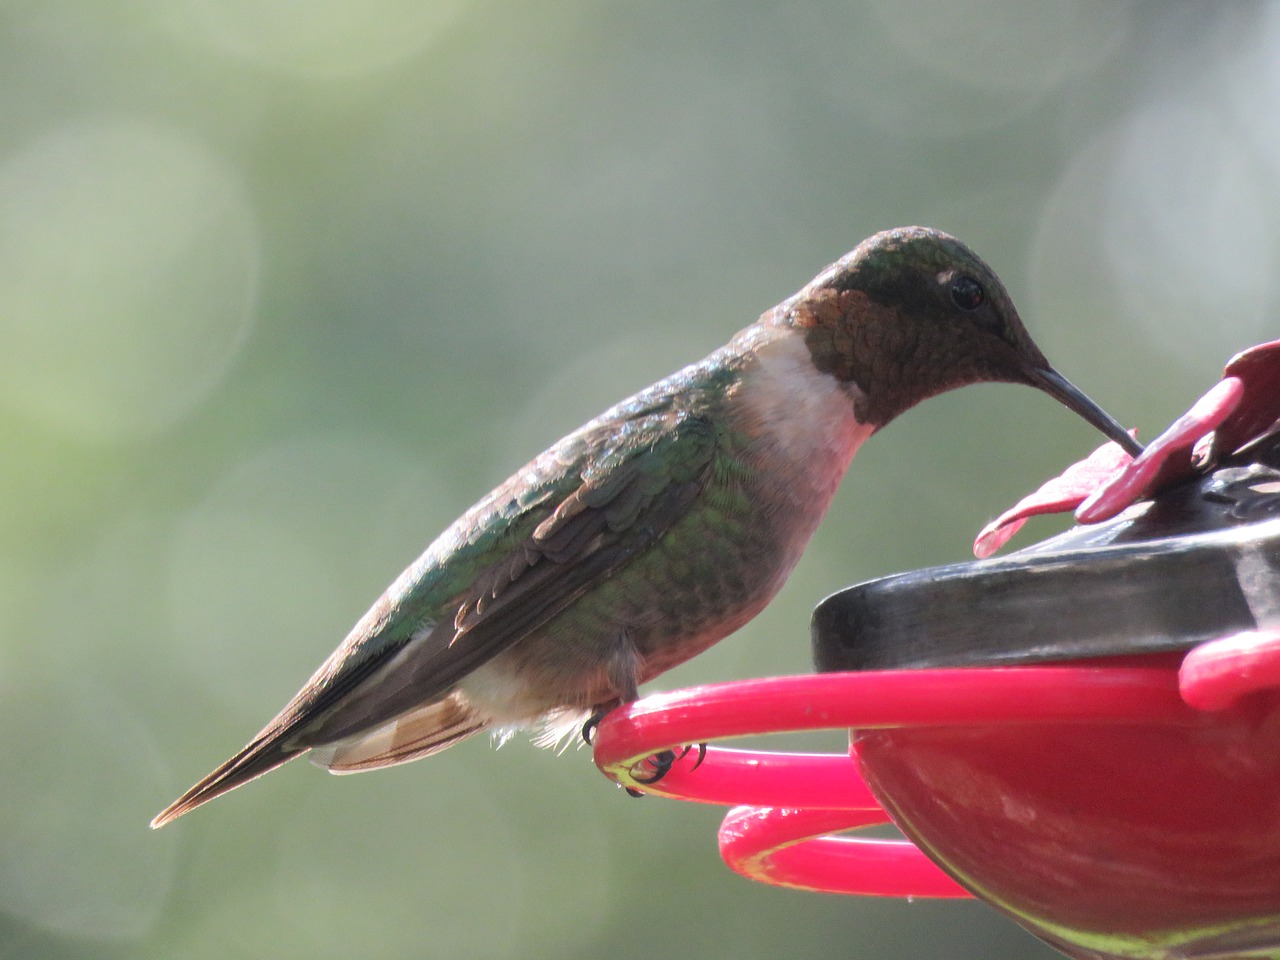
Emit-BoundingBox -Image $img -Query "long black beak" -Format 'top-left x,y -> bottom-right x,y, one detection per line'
1026,367 -> 1144,458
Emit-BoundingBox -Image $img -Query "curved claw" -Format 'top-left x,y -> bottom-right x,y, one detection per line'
632,749 -> 679,785
629,743 -> 708,786
668,743 -> 708,770
689,742 -> 707,771
581,709 -> 607,746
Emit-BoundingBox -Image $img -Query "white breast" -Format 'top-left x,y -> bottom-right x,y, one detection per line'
734,327 -> 874,485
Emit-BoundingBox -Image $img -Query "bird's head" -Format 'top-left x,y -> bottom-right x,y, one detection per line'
778,226 -> 1141,455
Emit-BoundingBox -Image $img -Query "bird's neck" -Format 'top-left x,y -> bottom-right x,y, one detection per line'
727,324 -> 874,483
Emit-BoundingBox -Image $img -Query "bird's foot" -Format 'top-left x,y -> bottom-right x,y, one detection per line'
624,743 -> 707,796
581,704 -> 617,746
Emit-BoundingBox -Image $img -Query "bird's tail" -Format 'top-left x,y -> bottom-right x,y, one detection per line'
150,693 -> 489,828
150,733 -> 302,829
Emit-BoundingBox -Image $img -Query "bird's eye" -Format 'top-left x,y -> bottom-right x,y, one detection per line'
950,274 -> 985,311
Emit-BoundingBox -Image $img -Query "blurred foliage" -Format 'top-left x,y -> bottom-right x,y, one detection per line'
2,1 -> 1279,958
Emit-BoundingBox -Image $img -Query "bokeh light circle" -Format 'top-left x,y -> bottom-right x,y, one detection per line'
0,118 -> 260,443
0,680 -> 177,943
166,434 -> 449,715
1032,103 -> 1278,374
1103,99 -> 1275,364
161,0 -> 469,78
800,0 -> 1134,140
869,0 -> 1131,98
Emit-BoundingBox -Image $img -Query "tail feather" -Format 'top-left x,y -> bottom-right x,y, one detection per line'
151,693 -> 489,828
310,694 -> 487,773
150,735 -> 302,829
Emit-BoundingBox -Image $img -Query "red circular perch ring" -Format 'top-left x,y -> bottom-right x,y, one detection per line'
591,630 -> 1280,899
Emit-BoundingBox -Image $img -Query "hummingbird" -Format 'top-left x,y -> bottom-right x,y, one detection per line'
152,226 -> 1141,828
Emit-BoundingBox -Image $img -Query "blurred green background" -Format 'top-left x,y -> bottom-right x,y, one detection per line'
3,2 -> 1279,958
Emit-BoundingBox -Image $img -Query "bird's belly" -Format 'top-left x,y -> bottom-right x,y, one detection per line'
458,499 -> 819,724
458,588 -> 777,726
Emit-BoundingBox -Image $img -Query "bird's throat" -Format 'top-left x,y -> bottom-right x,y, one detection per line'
732,326 -> 873,479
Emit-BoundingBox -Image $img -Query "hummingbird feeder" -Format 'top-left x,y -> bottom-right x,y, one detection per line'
592,340 -> 1280,960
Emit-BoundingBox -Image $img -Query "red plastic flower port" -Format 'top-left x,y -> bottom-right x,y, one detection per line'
976,339 -> 1280,557
592,339 -> 1280,960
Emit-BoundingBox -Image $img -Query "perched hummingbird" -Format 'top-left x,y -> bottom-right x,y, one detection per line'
152,226 -> 1141,828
